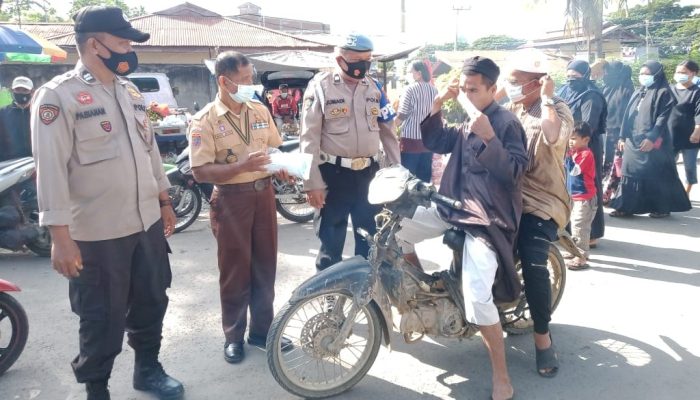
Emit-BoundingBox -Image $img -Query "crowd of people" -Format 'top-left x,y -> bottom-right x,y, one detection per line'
0,5 -> 692,400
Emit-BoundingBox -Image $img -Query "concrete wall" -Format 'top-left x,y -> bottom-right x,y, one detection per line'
0,63 -> 216,112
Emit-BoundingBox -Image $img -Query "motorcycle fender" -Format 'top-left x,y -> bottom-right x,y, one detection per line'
0,279 -> 21,292
166,168 -> 190,187
290,256 -> 393,347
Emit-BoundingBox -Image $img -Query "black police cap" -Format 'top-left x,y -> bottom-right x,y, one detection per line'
73,6 -> 150,43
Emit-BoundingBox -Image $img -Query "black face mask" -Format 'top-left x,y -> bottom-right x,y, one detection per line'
340,57 -> 371,79
12,92 -> 31,106
567,77 -> 588,92
96,39 -> 139,76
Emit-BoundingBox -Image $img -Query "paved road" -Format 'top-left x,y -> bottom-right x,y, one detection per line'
1,192 -> 699,400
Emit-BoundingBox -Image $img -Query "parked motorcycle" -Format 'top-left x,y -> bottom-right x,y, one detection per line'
266,166 -> 567,398
0,158 -> 51,257
0,279 -> 28,375
166,138 -> 313,233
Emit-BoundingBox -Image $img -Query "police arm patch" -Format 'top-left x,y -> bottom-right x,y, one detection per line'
39,104 -> 60,125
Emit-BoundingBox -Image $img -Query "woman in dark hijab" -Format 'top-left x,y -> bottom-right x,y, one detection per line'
610,60 -> 691,217
602,61 -> 635,170
557,60 -> 607,244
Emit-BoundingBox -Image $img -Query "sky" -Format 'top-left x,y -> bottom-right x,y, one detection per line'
48,0 -> 700,44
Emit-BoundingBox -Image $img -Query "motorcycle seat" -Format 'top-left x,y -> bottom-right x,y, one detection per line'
279,139 -> 300,153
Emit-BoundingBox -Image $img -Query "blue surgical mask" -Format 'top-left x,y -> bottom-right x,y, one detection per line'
227,81 -> 256,104
693,76 -> 700,86
639,74 -> 655,88
674,73 -> 690,84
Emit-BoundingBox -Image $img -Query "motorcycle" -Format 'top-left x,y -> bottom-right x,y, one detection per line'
166,137 -> 314,233
0,279 -> 29,375
266,166 -> 568,399
0,158 -> 52,257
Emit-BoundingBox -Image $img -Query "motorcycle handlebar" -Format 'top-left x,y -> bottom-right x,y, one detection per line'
414,181 -> 463,210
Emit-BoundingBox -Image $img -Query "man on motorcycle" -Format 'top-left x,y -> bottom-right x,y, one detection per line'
502,50 -> 574,378
31,7 -> 182,400
272,84 -> 297,130
397,57 -> 528,400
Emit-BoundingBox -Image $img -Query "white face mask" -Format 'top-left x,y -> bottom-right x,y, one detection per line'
674,73 -> 690,84
457,90 -> 479,119
230,84 -> 256,103
504,80 -> 536,103
638,74 -> 655,88
280,92 -> 288,99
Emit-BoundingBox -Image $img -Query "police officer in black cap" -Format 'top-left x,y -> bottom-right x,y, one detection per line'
31,6 -> 183,400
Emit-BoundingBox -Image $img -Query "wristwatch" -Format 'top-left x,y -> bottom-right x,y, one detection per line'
541,96 -> 555,107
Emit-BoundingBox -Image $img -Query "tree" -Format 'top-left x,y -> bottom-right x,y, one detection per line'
563,0 -> 630,60
608,0 -> 698,57
69,0 -> 147,18
0,0 -> 63,23
471,35 -> 526,50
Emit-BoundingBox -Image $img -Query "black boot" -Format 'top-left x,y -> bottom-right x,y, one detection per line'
133,361 -> 184,400
86,380 -> 110,400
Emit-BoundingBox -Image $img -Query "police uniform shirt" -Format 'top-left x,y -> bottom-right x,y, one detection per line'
188,96 -> 282,184
31,62 -> 170,242
300,70 -> 401,191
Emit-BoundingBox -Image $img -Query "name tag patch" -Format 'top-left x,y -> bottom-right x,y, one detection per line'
133,104 -> 146,112
76,107 -> 106,120
252,122 -> 269,130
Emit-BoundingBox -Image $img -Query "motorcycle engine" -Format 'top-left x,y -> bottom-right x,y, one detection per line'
400,298 -> 466,338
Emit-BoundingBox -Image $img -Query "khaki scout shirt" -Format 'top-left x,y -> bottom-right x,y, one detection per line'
31,62 -> 170,241
300,70 -> 401,190
507,97 -> 574,228
188,96 -> 282,184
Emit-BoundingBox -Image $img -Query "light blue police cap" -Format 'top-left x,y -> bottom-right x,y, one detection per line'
340,33 -> 373,52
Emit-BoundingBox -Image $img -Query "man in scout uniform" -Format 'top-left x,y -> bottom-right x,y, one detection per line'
189,51 -> 292,364
31,6 -> 182,400
301,33 -> 400,272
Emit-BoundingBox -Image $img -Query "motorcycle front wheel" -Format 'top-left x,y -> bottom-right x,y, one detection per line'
0,292 -> 29,376
169,186 -> 202,233
500,243 -> 566,335
267,293 -> 382,399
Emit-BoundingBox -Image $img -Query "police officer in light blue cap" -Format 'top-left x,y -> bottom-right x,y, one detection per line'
300,33 -> 400,272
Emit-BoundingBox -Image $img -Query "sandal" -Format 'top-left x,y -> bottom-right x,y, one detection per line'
649,212 -> 670,218
566,257 -> 589,271
609,210 -> 631,218
535,335 -> 559,378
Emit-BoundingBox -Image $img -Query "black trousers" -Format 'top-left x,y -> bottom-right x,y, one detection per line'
315,162 -> 380,271
517,214 -> 558,335
590,134 -> 605,239
70,220 -> 172,383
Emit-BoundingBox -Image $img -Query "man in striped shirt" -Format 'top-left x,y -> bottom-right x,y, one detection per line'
396,60 -> 438,182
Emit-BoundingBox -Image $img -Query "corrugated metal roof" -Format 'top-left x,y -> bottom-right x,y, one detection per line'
48,14 -> 330,49
1,23 -> 74,40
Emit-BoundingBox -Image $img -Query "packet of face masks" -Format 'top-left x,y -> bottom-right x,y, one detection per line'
265,148 -> 313,180
457,90 -> 480,120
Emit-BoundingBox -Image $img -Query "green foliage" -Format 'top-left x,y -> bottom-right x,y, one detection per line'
434,68 -> 466,125
0,0 -> 63,22
471,35 -> 526,50
608,0 -> 698,57
415,41 -> 469,62
69,0 -> 147,18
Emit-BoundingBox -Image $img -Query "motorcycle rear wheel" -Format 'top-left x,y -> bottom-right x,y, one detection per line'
267,293 -> 382,399
0,292 -> 29,376
501,243 -> 566,335
170,186 -> 202,233
275,179 -> 313,223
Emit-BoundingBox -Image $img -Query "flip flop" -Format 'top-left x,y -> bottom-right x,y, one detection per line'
609,210 -> 631,218
536,335 -> 559,378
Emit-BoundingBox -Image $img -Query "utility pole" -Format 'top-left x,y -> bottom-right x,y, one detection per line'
401,0 -> 406,33
453,3 -> 470,52
644,19 -> 650,60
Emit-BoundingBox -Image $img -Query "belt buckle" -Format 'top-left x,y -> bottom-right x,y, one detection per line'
351,158 -> 367,170
254,179 -> 266,191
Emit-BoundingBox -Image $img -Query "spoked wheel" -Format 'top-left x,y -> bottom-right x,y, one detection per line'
169,186 -> 202,233
267,293 -> 382,399
500,244 -> 566,335
0,292 -> 29,376
275,178 -> 314,223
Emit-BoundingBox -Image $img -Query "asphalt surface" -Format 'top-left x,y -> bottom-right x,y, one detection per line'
1,190 -> 699,400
